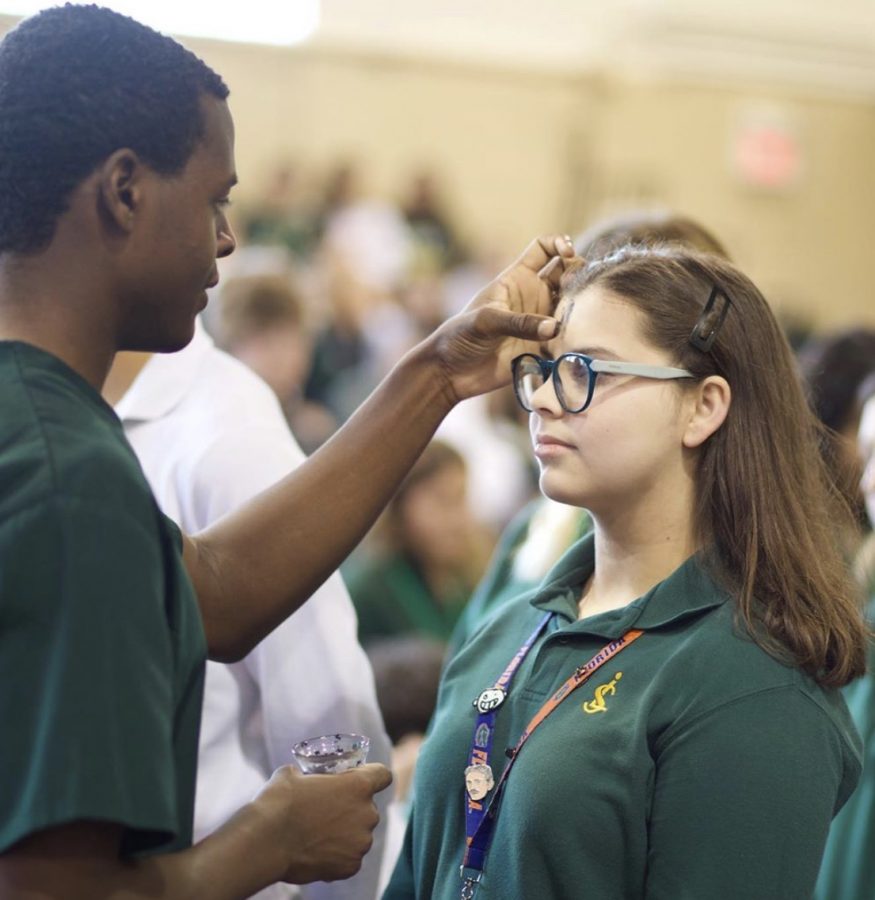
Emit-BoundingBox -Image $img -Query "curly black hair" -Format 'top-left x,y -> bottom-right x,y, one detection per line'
0,4 -> 229,254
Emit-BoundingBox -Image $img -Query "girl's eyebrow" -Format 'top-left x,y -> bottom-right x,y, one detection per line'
566,345 -> 623,360
536,343 -> 623,359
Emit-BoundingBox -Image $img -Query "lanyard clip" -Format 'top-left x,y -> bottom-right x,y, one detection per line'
460,868 -> 482,900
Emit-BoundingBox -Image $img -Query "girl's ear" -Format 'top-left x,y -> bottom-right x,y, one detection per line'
683,375 -> 731,448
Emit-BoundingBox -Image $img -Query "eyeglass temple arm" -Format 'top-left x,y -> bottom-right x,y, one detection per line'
589,360 -> 693,380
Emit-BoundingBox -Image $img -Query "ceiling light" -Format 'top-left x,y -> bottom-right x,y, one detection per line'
0,1 -> 320,46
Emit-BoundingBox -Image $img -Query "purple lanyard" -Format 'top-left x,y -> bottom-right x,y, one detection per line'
461,618 -> 645,899
463,612 -> 554,858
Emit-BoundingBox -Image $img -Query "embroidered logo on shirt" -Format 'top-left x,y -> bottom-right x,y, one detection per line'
582,672 -> 623,714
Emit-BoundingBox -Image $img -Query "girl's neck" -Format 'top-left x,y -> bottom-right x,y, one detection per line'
578,500 -> 699,620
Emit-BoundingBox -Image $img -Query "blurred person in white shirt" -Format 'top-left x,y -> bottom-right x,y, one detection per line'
104,321 -> 393,900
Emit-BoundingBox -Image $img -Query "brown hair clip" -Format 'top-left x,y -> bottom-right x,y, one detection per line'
690,286 -> 732,352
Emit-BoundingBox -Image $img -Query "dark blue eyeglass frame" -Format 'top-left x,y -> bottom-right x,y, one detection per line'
511,352 -> 694,414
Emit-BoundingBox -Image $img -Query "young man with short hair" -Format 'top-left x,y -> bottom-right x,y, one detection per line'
0,5 -> 569,898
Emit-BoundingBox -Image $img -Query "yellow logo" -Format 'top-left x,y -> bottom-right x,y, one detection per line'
582,672 -> 623,714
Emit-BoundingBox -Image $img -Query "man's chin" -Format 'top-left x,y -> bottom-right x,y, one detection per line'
118,321 -> 196,355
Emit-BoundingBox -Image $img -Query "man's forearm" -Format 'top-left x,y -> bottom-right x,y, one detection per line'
0,812 -> 280,900
188,340 -> 452,661
186,232 -> 573,660
0,765 -> 391,899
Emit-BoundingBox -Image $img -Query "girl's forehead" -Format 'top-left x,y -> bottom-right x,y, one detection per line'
550,285 -> 647,354
554,294 -> 576,335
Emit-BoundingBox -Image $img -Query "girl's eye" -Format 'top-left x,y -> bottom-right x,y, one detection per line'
564,358 -> 590,386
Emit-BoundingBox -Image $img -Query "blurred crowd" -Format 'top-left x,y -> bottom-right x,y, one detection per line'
8,8 -> 875,898
204,158 -> 875,650
204,159 -> 543,634
199,160 -> 875,893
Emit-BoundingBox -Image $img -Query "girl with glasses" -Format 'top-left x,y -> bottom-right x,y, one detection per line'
384,245 -> 866,900
446,211 -> 732,658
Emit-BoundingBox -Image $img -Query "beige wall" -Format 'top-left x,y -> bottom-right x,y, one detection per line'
1,7 -> 871,329
194,42 -> 584,250
191,38 -> 875,329
575,78 -> 875,328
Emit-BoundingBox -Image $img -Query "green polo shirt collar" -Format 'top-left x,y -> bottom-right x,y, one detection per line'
529,533 -> 730,638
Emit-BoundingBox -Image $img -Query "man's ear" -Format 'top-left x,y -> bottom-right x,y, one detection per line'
683,375 -> 731,449
97,149 -> 144,235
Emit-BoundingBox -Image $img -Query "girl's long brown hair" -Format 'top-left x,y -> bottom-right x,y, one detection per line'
561,246 -> 867,687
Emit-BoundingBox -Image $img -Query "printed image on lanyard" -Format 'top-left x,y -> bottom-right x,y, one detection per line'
464,612 -> 552,811
460,619 -> 644,898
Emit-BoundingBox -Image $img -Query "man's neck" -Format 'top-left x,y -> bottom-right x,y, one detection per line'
0,201 -> 120,390
103,351 -> 153,406
0,304 -> 116,390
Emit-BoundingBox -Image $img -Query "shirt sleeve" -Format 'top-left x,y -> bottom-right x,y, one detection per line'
0,495 -> 180,854
644,686 -> 861,900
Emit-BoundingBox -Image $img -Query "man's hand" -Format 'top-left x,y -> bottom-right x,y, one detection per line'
184,233 -> 577,667
0,765 -> 392,899
254,763 -> 393,885
426,234 -> 575,404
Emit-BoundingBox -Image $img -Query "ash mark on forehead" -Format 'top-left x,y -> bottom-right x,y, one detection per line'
555,295 -> 576,338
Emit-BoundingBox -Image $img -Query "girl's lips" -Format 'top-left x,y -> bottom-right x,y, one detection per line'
533,434 -> 575,458
534,433 -> 574,447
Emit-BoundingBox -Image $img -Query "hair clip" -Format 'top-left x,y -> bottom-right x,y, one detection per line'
689,286 -> 732,352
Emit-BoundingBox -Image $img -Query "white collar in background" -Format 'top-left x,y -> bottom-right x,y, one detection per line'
114,318 -> 215,424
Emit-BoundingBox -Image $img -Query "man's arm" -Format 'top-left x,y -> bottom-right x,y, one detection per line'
186,234 -> 573,661
0,765 -> 392,900
175,394 -> 395,899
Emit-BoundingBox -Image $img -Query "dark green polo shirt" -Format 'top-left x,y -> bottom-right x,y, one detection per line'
814,596 -> 875,900
385,535 -> 861,900
0,342 -> 206,857
347,553 -> 469,646
447,499 -> 592,658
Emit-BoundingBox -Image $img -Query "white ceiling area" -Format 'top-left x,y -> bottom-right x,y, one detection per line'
1,2 -> 872,97
314,0 -> 875,97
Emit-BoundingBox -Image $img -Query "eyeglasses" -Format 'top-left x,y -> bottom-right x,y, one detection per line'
511,352 -> 694,414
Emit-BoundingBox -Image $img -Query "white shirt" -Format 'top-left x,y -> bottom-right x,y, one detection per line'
115,322 -> 393,900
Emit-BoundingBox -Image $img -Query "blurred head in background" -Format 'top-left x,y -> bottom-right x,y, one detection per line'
387,440 -> 477,575
797,327 -> 875,526
857,372 -> 875,530
215,273 -> 312,403
574,208 -> 730,260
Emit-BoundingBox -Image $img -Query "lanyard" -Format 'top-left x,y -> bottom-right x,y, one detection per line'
461,625 -> 645,898
464,611 -> 554,839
